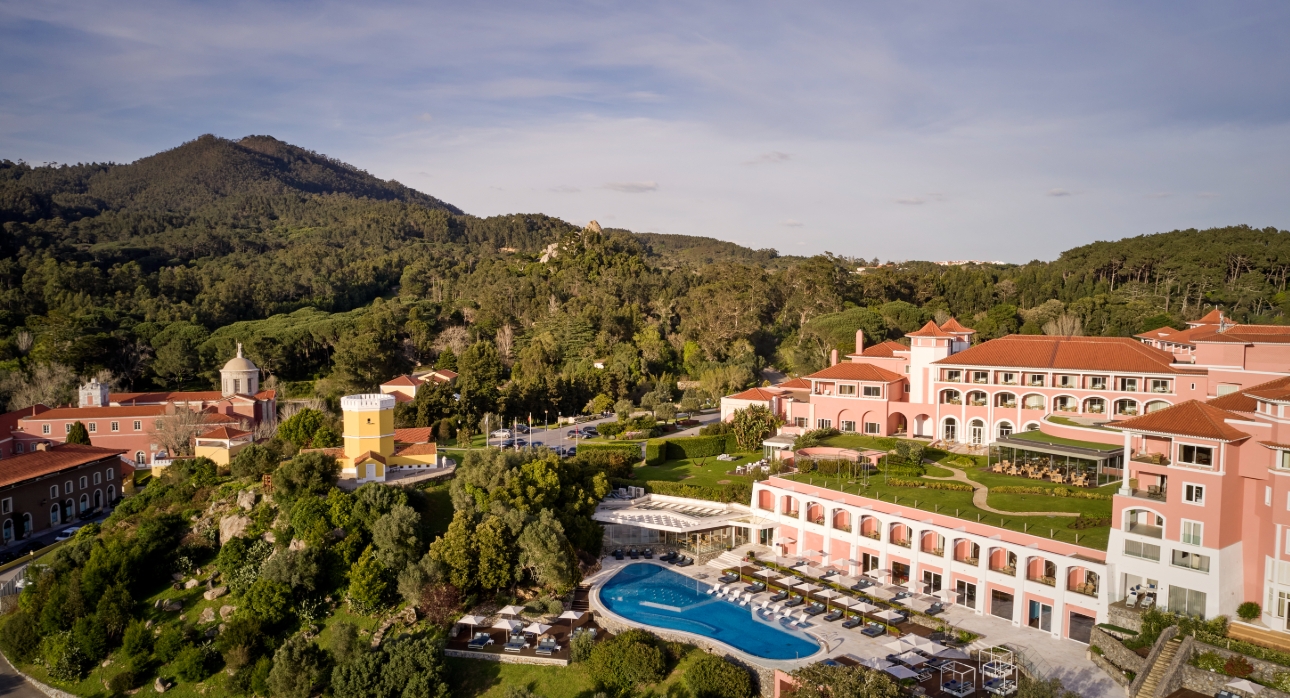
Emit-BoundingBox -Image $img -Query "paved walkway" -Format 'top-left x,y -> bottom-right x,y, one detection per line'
0,653 -> 44,698
922,463 -> 1079,518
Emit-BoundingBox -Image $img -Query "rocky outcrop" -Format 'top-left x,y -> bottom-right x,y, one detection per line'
199,607 -> 216,624
204,586 -> 227,601
219,514 -> 251,543
220,605 -> 237,620
237,490 -> 257,510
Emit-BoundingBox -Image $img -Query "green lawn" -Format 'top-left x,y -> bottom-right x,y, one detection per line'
780,468 -> 1112,550
629,453 -> 763,488
445,645 -> 710,698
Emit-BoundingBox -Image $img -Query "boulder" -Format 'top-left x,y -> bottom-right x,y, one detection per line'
204,586 -> 227,601
262,531 -> 276,543
205,626 -> 218,638
288,538 -> 307,551
171,572 -> 184,581
237,490 -> 257,510
144,620 -> 153,629
199,607 -> 215,624
219,514 -> 251,543
219,605 -> 237,620
183,579 -> 199,589
154,677 -> 169,693
162,599 -> 182,612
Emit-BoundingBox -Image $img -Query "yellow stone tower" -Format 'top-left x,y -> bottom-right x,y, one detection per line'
340,393 -> 396,482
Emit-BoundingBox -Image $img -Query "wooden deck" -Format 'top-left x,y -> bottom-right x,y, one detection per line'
445,620 -> 606,666
1229,621 -> 1290,653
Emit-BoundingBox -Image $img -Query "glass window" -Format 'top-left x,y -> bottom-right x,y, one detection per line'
1179,445 -> 1213,467
864,422 -> 881,435
88,422 -> 96,433
837,385 -> 856,396
110,421 -> 119,432
997,422 -> 1013,438
133,421 -> 141,431
1172,549 -> 1209,572
972,371 -> 989,384
1124,540 -> 1161,561
1168,586 -> 1207,617
840,420 -> 856,433
42,424 -> 50,434
815,419 -> 832,429
944,370 -> 962,382
1089,376 -> 1107,390
862,385 -> 882,397
1182,520 -> 1203,545
1184,484 -> 1205,504
1151,379 -> 1171,393
65,423 -> 72,434
1000,372 -> 1016,384
1278,591 -> 1290,618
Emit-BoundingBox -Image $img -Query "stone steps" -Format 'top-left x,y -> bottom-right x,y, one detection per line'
1138,638 -> 1180,698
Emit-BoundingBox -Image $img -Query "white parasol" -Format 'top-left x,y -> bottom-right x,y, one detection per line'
457,614 -> 487,635
493,618 -> 524,633
883,665 -> 919,680
498,605 -> 526,616
524,622 -> 552,636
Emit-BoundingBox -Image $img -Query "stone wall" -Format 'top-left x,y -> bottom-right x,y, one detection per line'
1090,627 -> 1146,675
1191,639 -> 1290,686
1153,635 -> 1195,698
1182,665 -> 1290,698
1108,606 -> 1144,632
593,611 -> 777,697
442,648 -> 568,666
1089,651 -> 1134,688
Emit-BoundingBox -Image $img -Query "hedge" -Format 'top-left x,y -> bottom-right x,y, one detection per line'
577,443 -> 643,462
888,478 -> 973,492
611,478 -> 751,504
644,439 -> 666,466
991,486 -> 1110,500
663,434 -> 734,460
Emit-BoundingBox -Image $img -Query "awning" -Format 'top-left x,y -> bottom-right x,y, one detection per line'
996,434 -> 1122,460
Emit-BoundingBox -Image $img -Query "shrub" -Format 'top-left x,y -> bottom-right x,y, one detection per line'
686,654 -> 753,698
173,644 -> 215,682
699,421 -> 732,436
1069,516 -> 1112,529
615,479 -> 752,504
1194,652 -> 1226,672
665,435 -> 729,459
1270,673 -> 1290,692
0,611 -> 41,661
644,439 -> 666,466
887,478 -> 972,492
1089,645 -> 1103,656
108,669 -> 136,694
155,625 -> 189,663
794,428 -> 839,448
569,630 -> 596,663
587,628 -> 668,694
991,486 -> 1110,500
1238,602 -> 1262,621
1225,655 -> 1255,678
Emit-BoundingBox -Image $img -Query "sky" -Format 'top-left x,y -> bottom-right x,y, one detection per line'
1,1 -> 1288,263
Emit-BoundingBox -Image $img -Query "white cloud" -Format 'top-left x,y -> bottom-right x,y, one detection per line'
1047,188 -> 1073,197
604,181 -> 659,193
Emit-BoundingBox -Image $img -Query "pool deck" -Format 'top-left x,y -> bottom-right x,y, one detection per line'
587,558 -> 1121,698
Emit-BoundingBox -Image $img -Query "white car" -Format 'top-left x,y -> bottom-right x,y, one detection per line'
54,527 -> 82,542
489,429 -> 512,439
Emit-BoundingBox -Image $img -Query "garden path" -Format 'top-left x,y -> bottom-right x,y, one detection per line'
921,461 -> 1079,518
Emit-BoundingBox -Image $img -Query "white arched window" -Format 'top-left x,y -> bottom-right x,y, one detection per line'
107,485 -> 117,503
134,452 -> 146,464
21,513 -> 31,536
997,421 -> 1014,439
79,494 -> 88,513
943,417 -> 958,442
968,419 -> 985,445
106,467 -> 114,481
2,519 -> 11,542
49,505 -> 60,526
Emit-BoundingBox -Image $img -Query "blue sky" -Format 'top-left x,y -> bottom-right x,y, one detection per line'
2,1 -> 1288,262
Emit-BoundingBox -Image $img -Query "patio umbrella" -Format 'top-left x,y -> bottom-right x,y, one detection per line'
558,610 -> 584,629
457,614 -> 487,635
869,568 -> 892,578
906,597 -> 937,613
873,609 -> 903,623
795,582 -> 821,594
884,638 -> 915,654
524,622 -> 552,636
857,656 -> 892,670
756,569 -> 781,580
852,600 -> 879,613
935,589 -> 957,603
867,586 -> 897,600
836,575 -> 859,587
896,651 -> 927,667
802,566 -> 827,579
498,605 -> 526,616
816,589 -> 840,601
935,647 -> 972,660
883,665 -> 920,680
492,618 -> 524,633
1225,679 -> 1263,696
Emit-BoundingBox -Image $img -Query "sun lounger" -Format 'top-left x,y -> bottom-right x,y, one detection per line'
745,582 -> 766,593
719,572 -> 741,584
643,548 -> 653,559
504,635 -> 527,652
467,632 -> 493,649
823,610 -> 844,622
804,602 -> 826,616
841,616 -> 864,629
769,590 -> 789,602
535,639 -> 560,656
784,596 -> 804,607
613,549 -> 624,560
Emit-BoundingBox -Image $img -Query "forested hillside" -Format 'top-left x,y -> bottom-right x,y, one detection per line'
2,134 -> 1288,430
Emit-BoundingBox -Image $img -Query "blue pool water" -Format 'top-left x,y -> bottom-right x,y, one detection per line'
598,563 -> 820,660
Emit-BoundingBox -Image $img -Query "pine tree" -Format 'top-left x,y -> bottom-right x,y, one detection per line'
346,546 -> 391,614
65,421 -> 91,445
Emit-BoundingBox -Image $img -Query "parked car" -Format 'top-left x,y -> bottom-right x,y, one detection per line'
565,447 -> 576,457
579,427 -> 599,437
499,439 -> 515,448
528,440 -> 544,448
54,527 -> 82,542
514,424 -> 531,434
514,438 -> 528,447
490,429 -> 512,439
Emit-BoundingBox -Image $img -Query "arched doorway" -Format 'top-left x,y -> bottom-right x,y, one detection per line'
997,421 -> 1013,439
969,419 -> 985,445
943,417 -> 958,442
94,490 -> 103,509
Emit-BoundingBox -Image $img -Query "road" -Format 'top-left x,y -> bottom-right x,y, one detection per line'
0,652 -> 42,698
0,511 -> 111,586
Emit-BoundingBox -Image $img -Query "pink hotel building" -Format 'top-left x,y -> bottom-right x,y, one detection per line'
722,310 -> 1290,643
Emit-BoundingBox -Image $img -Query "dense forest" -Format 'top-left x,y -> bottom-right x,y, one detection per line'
2,134 -> 1288,431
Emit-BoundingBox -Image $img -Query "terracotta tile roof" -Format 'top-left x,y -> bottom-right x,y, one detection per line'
1109,400 -> 1251,441
199,412 -> 243,425
394,428 -> 434,444
197,426 -> 251,440
1195,309 -> 1225,324
727,387 -> 780,401
934,335 -> 1179,373
0,444 -> 125,488
1134,325 -> 1219,345
389,392 -> 414,403
938,318 -> 975,334
1259,441 -> 1290,450
1243,385 -> 1290,403
113,391 -> 225,404
1203,377 -> 1290,412
906,321 -> 954,338
395,443 -> 438,456
254,389 -> 276,400
1190,324 -> 1290,345
354,451 -> 386,464
382,375 -> 423,388
21,405 -> 169,421
776,378 -> 812,389
854,340 -> 909,358
805,363 -> 905,382
0,405 -> 50,437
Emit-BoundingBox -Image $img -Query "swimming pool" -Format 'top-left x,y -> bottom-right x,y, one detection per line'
598,563 -> 820,660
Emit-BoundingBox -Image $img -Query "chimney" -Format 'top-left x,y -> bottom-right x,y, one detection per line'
830,349 -> 839,366
855,329 -> 865,355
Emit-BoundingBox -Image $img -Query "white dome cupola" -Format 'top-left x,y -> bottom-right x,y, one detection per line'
220,343 -> 259,396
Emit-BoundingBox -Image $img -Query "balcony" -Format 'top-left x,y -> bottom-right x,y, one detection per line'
1117,408 -> 1139,416
785,510 -> 801,519
990,565 -> 1016,576
862,531 -> 880,541
998,401 -> 1017,409
1128,486 -> 1167,502
892,538 -> 911,548
1125,522 -> 1164,538
955,556 -> 980,566
1151,386 -> 1171,394
922,547 -> 945,557
833,524 -> 852,533
944,398 -> 963,405
1027,575 -> 1056,587
968,399 -> 987,407
808,516 -> 825,526
1070,582 -> 1099,598
1132,453 -> 1170,466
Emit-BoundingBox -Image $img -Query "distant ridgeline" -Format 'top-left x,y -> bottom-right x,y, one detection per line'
1,133 -> 1288,411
